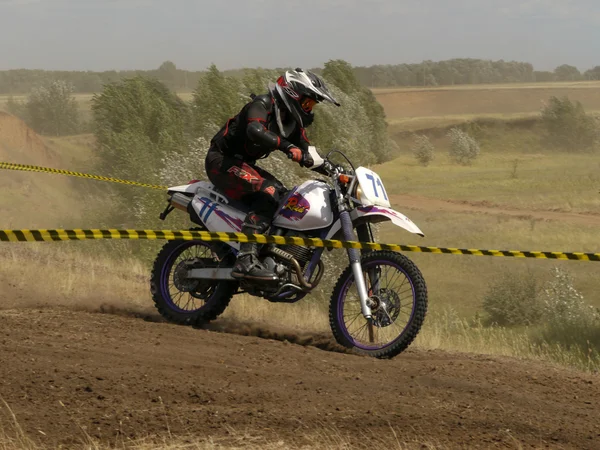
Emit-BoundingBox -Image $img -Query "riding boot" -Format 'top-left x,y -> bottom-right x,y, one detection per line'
231,213 -> 278,282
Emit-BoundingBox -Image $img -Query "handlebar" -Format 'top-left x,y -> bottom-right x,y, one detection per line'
286,148 -> 350,178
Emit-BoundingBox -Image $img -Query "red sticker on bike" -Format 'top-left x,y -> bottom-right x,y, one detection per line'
281,193 -> 310,221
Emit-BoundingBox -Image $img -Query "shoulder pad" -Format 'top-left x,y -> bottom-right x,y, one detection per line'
253,94 -> 273,113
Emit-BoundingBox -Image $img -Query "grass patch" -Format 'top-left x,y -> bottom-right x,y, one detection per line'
376,149 -> 600,213
417,309 -> 600,373
0,410 -> 442,450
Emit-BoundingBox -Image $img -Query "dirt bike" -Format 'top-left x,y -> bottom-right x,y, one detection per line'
151,147 -> 428,359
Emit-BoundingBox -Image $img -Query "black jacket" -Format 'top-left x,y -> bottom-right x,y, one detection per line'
210,94 -> 312,162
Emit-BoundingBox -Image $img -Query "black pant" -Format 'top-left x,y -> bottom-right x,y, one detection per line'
205,146 -> 284,219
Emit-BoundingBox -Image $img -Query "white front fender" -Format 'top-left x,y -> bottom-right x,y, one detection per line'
354,206 -> 424,236
325,206 -> 424,240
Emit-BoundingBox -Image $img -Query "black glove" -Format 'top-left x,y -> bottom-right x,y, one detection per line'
311,160 -> 332,176
301,151 -> 314,168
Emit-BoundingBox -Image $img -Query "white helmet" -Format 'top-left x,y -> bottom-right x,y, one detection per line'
268,68 -> 340,136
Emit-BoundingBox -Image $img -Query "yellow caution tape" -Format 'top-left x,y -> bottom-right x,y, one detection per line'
1,229 -> 599,262
2,161 -> 598,262
0,161 -> 167,190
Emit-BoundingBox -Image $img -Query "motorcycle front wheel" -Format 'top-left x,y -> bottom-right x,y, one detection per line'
329,251 -> 428,359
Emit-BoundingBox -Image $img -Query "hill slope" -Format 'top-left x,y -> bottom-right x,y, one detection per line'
0,112 -> 97,228
0,308 -> 598,449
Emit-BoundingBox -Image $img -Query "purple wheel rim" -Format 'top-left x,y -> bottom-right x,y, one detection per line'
336,259 -> 416,351
160,241 -> 218,314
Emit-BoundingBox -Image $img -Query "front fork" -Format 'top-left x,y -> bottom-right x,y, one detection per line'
339,210 -> 373,320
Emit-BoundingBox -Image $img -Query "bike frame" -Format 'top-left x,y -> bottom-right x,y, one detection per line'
166,157 -> 423,321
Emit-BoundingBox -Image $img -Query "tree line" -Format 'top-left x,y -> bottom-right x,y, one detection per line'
3,59 -> 600,94
352,61 -> 600,87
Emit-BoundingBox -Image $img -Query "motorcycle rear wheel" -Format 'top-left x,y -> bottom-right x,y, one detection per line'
150,239 -> 238,326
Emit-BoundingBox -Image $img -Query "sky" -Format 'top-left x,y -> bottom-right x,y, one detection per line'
0,0 -> 599,72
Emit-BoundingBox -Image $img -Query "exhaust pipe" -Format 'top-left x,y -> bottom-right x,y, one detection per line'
170,192 -> 192,212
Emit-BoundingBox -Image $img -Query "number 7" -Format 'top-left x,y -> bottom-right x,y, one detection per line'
376,178 -> 388,200
366,174 -> 379,198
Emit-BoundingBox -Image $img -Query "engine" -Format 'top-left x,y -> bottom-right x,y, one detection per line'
279,244 -> 314,271
258,235 -> 325,299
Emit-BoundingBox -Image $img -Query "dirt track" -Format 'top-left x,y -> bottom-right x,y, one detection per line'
0,308 -> 598,449
391,194 -> 600,227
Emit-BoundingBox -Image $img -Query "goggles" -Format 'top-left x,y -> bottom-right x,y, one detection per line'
300,97 -> 317,112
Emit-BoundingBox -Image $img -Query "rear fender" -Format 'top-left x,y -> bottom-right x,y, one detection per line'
325,206 -> 424,240
168,181 -> 231,204
168,181 -> 207,194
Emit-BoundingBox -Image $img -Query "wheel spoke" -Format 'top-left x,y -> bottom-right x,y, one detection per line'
344,311 -> 363,330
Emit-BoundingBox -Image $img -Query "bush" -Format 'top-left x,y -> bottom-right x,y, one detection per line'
92,76 -> 188,185
482,270 -> 542,326
483,266 -> 600,359
411,134 -> 435,166
540,267 -> 598,327
92,76 -> 189,230
447,127 -> 480,165
25,80 -> 80,136
191,64 -> 244,137
5,96 -> 27,119
540,96 -> 599,151
535,267 -> 600,353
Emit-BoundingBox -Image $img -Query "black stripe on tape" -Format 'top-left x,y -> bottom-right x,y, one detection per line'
65,230 -> 78,240
13,230 -> 27,242
83,230 -> 96,240
31,230 -> 44,241
47,230 -> 61,241
171,231 -> 185,240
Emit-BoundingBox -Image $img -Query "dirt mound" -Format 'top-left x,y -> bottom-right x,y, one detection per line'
0,308 -> 598,449
0,112 -> 54,164
196,318 -> 352,354
92,305 -> 350,354
0,112 -> 88,228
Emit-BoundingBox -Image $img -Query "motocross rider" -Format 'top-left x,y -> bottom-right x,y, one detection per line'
205,68 -> 340,282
